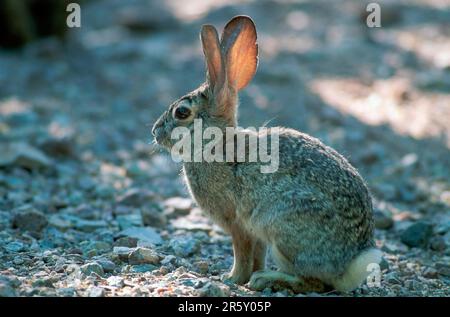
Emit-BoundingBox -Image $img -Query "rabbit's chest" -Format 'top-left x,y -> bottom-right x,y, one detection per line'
182,164 -> 238,227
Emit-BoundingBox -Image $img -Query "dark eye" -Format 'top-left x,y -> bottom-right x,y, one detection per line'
200,91 -> 207,99
174,106 -> 191,120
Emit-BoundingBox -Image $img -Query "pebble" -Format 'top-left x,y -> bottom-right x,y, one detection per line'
141,203 -> 167,228
80,262 -> 105,277
12,207 -> 48,232
374,209 -> 394,230
88,287 -> 105,297
0,142 -> 52,170
116,188 -> 156,207
400,222 -> 433,248
117,227 -> 162,245
107,276 -> 125,287
113,246 -> 134,261
435,262 -> 450,277
194,261 -> 209,274
74,219 -> 108,233
5,241 -> 26,253
169,236 -> 200,257
81,241 -> 112,257
97,259 -> 116,273
164,197 -> 192,217
130,264 -> 158,273
423,267 -> 438,279
429,236 -> 447,252
128,247 -> 161,265
197,282 -> 230,297
116,213 -> 143,230
0,282 -> 17,297
114,237 -> 138,248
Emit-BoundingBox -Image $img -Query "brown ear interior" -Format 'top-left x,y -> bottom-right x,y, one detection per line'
200,25 -> 224,90
220,16 -> 258,91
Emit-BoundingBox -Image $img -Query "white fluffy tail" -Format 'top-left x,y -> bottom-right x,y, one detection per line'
332,248 -> 383,292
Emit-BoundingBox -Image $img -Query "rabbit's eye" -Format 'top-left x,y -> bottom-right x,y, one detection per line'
173,106 -> 191,120
199,91 -> 207,99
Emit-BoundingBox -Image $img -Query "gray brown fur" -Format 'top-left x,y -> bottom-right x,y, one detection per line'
152,15 -> 376,290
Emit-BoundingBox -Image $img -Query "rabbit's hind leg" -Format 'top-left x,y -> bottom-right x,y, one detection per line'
248,271 -> 328,293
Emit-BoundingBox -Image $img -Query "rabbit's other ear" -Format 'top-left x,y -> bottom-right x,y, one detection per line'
200,25 -> 225,93
221,16 -> 258,91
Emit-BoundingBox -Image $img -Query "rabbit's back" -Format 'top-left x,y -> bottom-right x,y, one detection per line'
235,128 -> 375,279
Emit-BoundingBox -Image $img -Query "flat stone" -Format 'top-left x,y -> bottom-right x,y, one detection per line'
12,207 -> 48,232
113,246 -> 134,261
128,247 -> 161,265
117,227 -> 162,245
88,287 -> 105,297
0,142 -> 52,170
80,262 -> 104,277
400,222 -> 433,248
0,282 -> 17,297
74,219 -> 108,233
374,209 -> 394,230
114,236 -> 138,248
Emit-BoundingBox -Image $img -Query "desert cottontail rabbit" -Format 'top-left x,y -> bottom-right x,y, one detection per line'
152,15 -> 382,293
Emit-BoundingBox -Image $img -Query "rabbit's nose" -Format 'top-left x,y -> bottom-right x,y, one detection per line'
151,125 -> 157,137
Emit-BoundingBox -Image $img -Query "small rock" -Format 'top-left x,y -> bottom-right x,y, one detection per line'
113,246 -> 134,261
12,207 -> 48,232
0,282 -> 17,297
81,241 -> 112,257
39,136 -> 75,158
88,287 -> 105,297
107,276 -> 124,288
5,241 -> 25,253
161,255 -> 177,266
116,188 -> 156,207
80,262 -> 104,277
429,236 -> 447,251
384,272 -> 401,284
116,213 -> 143,230
74,205 -> 99,220
164,197 -> 192,217
128,247 -> 161,265
423,267 -> 438,279
379,257 -> 389,271
48,215 -> 72,231
194,261 -> 209,274
97,259 -> 116,273
169,236 -> 200,257
197,282 -> 230,297
117,227 -> 162,245
32,277 -> 54,288
374,209 -> 394,230
141,203 -> 166,228
114,237 -> 138,248
74,219 -> 108,233
400,222 -> 433,248
130,264 -> 157,273
435,262 -> 450,277
0,142 -> 52,170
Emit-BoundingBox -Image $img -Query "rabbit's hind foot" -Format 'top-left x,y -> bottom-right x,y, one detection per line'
248,271 -> 328,294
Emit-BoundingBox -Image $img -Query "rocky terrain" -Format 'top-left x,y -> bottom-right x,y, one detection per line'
0,0 -> 449,297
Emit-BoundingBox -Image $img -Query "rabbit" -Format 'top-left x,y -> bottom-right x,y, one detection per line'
151,15 -> 382,293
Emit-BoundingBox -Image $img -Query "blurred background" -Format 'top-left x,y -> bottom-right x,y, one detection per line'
0,0 -> 449,297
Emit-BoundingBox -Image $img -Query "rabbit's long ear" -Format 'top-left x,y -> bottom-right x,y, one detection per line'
200,25 -> 225,92
220,16 -> 258,91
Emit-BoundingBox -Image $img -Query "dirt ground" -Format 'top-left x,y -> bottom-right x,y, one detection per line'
0,0 -> 449,297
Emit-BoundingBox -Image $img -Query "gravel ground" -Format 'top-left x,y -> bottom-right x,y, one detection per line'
0,0 -> 449,297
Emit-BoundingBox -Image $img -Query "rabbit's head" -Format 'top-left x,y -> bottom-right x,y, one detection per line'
152,16 -> 258,149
